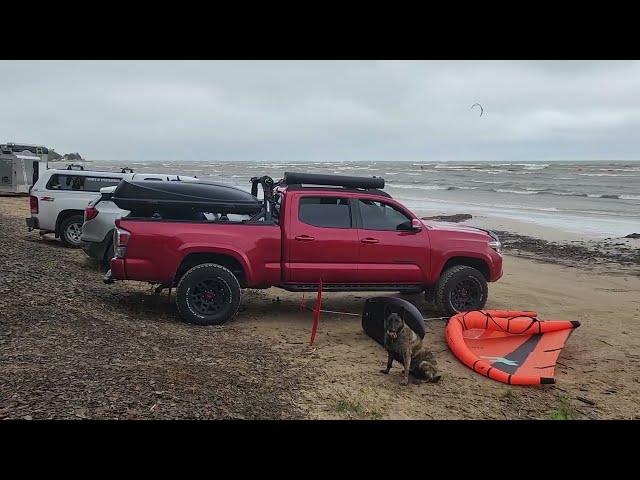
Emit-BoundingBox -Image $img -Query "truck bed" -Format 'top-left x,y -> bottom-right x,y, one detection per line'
113,219 -> 282,286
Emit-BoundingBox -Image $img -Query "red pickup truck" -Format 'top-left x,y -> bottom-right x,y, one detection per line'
105,172 -> 503,325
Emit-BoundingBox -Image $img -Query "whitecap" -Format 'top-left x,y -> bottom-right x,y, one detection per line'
494,188 -> 538,195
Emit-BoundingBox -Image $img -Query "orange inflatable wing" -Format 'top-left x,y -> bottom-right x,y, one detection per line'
446,310 -> 580,385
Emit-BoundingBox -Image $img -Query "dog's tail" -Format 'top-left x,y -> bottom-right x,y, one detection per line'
415,360 -> 441,383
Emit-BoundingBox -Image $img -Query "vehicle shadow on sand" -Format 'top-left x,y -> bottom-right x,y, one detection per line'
24,234 -> 67,249
96,287 -> 182,325
239,289 -> 441,323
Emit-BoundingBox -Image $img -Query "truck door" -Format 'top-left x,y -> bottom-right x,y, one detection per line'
354,198 -> 427,285
284,193 -> 360,285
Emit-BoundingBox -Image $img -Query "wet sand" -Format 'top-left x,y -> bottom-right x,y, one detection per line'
1,196 -> 639,419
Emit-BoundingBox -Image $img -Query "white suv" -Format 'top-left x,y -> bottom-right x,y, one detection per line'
26,165 -> 132,247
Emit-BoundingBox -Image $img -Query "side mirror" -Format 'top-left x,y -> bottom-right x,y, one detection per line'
411,218 -> 423,232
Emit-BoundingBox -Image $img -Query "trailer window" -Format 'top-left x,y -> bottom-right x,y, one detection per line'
299,196 -> 352,228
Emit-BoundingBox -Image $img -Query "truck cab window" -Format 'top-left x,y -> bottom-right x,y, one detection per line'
357,199 -> 412,231
299,196 -> 352,228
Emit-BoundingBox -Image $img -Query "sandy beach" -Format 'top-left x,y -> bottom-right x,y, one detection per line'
1,195 -> 639,420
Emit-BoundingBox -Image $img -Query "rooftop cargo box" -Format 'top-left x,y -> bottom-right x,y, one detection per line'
111,179 -> 263,217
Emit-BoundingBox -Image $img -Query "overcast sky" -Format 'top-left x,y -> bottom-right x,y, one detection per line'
2,60 -> 640,162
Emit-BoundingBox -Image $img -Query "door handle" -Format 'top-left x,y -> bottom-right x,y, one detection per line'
41,196 -> 55,202
295,235 -> 315,241
361,237 -> 379,244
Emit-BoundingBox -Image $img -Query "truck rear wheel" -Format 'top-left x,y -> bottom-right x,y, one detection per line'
60,215 -> 84,248
176,263 -> 241,325
435,265 -> 488,315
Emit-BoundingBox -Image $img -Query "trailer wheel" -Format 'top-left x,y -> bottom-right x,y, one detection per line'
435,265 -> 488,315
176,263 -> 241,325
60,215 -> 84,248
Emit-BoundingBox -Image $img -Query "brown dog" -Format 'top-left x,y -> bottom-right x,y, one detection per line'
380,312 -> 440,385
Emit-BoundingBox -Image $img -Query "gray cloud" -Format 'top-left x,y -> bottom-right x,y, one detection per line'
2,60 -> 639,162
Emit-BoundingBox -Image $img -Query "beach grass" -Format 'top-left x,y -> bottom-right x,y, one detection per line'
549,394 -> 576,420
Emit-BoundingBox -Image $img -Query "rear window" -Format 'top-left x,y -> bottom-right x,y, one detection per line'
47,174 -> 122,192
299,196 -> 352,228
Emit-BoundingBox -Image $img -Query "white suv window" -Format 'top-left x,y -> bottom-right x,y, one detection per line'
46,174 -> 122,192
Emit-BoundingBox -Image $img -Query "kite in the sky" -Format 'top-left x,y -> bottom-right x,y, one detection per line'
471,103 -> 484,116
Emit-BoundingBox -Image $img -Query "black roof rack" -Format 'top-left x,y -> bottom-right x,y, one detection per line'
284,185 -> 391,198
65,164 -> 85,171
282,172 -> 385,190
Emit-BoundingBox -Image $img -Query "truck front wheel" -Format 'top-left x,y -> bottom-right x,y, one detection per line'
176,263 -> 241,325
435,265 -> 488,315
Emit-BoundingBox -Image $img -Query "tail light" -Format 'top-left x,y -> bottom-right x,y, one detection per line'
85,206 -> 99,221
113,227 -> 131,258
29,195 -> 38,214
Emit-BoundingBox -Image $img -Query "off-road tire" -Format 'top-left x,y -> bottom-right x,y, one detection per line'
176,263 -> 241,325
434,265 -> 488,315
60,215 -> 84,248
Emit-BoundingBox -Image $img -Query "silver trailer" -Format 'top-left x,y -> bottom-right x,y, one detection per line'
0,143 -> 52,194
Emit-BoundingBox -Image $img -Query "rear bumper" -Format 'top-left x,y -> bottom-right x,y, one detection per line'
25,217 -> 39,231
110,258 -> 127,280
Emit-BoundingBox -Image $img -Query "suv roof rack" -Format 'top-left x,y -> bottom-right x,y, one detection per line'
66,164 -> 85,171
282,172 -> 385,190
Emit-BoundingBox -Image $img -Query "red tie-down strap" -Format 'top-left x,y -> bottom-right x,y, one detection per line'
309,278 -> 323,346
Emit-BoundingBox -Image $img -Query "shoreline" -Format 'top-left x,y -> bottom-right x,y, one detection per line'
423,212 -> 640,273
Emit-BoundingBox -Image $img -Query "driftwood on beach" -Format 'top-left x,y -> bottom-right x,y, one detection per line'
422,214 -> 472,223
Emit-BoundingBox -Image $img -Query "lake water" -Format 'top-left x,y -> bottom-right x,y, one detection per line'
52,160 -> 640,238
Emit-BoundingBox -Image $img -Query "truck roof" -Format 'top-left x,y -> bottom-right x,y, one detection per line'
281,184 -> 391,198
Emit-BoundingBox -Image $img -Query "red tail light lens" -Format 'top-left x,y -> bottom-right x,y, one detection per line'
114,227 -> 131,258
85,206 -> 99,221
29,195 -> 38,214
